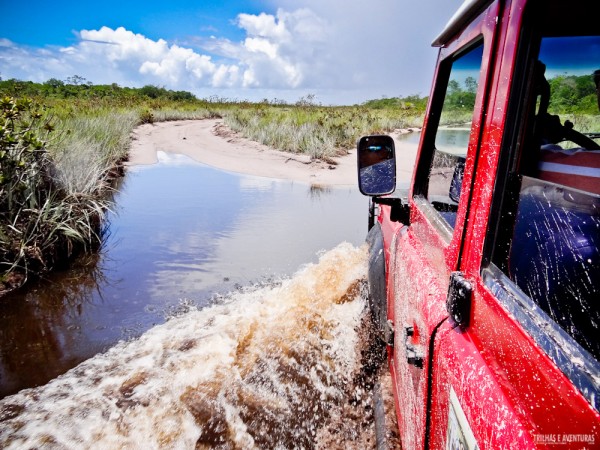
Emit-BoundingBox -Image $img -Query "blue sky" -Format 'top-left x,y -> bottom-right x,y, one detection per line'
0,0 -> 463,104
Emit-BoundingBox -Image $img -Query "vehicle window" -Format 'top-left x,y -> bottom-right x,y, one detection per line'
487,31 -> 600,360
427,44 -> 484,228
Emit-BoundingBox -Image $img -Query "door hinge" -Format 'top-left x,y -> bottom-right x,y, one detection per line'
446,272 -> 473,327
372,196 -> 410,225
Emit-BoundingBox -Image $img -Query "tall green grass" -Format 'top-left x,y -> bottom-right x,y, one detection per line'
46,100 -> 227,196
53,111 -> 138,194
224,106 -> 422,160
0,95 -> 237,293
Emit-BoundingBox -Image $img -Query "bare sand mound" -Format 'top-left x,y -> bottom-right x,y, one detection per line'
127,119 -> 418,186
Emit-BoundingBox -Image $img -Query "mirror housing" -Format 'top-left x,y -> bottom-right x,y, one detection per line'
357,135 -> 396,196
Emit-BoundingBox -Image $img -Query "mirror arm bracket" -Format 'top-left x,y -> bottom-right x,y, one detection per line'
372,197 -> 410,225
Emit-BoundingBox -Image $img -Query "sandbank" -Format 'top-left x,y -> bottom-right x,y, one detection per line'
126,119 -> 419,185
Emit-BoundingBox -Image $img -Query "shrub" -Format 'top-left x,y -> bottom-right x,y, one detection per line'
139,108 -> 154,124
0,97 -> 106,294
0,97 -> 54,218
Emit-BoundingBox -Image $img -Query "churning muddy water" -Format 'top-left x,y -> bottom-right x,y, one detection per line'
0,243 -> 378,449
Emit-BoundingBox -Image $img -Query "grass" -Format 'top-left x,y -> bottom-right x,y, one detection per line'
53,111 -> 138,194
0,97 -> 110,292
224,105 -> 423,160
48,98 -> 424,185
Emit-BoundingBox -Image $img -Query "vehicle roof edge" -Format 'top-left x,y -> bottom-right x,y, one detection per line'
432,0 -> 491,47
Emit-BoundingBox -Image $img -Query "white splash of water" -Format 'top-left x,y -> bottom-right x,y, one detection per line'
0,243 -> 377,449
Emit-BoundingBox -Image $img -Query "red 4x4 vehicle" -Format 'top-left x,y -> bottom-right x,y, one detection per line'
358,0 -> 599,448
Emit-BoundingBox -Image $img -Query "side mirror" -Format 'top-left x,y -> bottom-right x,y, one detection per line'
357,135 -> 396,196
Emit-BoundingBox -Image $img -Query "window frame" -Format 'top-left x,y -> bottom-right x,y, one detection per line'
413,38 -> 487,242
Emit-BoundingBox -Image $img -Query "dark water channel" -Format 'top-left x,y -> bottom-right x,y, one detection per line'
0,152 -> 369,398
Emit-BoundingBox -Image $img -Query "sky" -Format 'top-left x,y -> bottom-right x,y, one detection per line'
0,0 -> 464,105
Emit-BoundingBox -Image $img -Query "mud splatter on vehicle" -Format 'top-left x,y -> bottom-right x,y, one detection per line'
357,0 -> 599,447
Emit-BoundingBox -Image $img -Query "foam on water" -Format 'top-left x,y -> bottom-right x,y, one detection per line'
0,243 -> 378,449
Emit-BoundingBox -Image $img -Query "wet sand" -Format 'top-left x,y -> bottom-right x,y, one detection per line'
127,119 -> 419,185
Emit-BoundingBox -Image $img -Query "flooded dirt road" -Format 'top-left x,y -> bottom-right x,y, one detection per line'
0,131 -> 422,447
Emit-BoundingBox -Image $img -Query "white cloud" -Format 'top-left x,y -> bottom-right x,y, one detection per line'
78,27 -> 218,85
212,65 -> 240,88
227,8 -> 330,89
237,12 -> 289,40
0,1 -> 463,104
0,9 -> 329,97
264,0 -> 464,100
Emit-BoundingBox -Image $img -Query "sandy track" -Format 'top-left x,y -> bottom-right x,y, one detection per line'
126,119 -> 418,186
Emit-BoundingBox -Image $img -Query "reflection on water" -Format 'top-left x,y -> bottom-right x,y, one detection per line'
0,152 -> 367,398
436,127 -> 471,154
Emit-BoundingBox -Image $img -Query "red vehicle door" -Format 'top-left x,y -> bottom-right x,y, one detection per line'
420,0 -> 600,448
387,3 -> 501,448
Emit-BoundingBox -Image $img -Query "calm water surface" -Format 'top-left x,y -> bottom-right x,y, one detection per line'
0,152 -> 368,398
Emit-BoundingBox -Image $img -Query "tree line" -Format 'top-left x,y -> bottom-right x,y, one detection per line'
1,73 -> 598,114
0,76 -> 197,102
441,74 -> 598,114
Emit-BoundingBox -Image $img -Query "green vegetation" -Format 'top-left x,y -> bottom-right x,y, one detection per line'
546,75 -> 600,135
548,75 -> 598,114
438,76 -> 479,126
1,77 -> 428,164
362,95 -> 428,111
224,103 -> 423,161
1,72 -> 597,294
438,73 -> 600,128
0,78 -> 234,293
0,97 -> 107,293
445,74 -> 600,115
